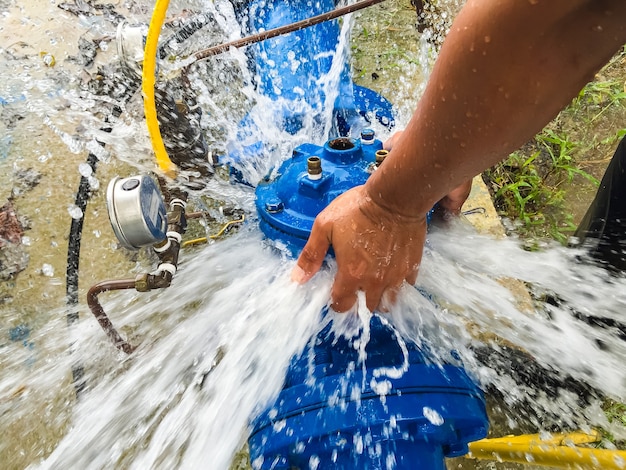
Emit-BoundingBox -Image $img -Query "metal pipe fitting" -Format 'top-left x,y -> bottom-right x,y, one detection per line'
360,128 -> 375,145
307,156 -> 322,180
88,192 -> 189,354
87,279 -> 137,354
375,149 -> 388,167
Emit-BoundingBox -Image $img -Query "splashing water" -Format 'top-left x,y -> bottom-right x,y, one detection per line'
1,0 -> 625,469
37,233 -> 333,469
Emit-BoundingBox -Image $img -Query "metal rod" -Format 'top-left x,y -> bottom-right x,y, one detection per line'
191,0 -> 388,63
87,279 -> 137,354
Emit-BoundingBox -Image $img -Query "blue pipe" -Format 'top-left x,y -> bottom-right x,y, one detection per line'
221,0 -> 394,179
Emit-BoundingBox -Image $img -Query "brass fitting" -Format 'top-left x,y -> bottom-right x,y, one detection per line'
307,156 -> 322,180
375,149 -> 388,167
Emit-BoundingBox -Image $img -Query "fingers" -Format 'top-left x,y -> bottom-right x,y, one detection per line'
383,130 -> 404,151
438,179 -> 473,215
292,184 -> 427,314
291,218 -> 330,284
365,282 -> 387,313
331,256 -> 422,313
405,264 -> 419,285
330,270 -> 359,313
379,286 -> 401,313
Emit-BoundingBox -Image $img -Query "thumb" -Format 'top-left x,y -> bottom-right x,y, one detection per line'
292,222 -> 330,284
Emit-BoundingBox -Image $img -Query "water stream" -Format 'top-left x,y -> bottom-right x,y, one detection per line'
1,1 -> 625,469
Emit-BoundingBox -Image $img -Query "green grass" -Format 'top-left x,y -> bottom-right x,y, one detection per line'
483,129 -> 595,244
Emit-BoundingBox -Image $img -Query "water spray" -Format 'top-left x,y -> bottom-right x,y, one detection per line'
62,0 -> 510,465
64,0 -> 626,467
83,0 -> 396,357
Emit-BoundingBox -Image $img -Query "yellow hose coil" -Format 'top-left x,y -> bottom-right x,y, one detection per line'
143,0 -> 177,176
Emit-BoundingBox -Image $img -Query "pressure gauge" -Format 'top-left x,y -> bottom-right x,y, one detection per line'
106,175 -> 168,250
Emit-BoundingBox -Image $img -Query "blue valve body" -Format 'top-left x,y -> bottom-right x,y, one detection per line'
251,138 -> 489,468
255,136 -> 382,252
249,316 -> 488,469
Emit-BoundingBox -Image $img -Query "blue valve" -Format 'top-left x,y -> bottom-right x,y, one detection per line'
256,134 -> 384,253
251,132 -> 489,468
249,315 -> 488,469
246,0 -> 489,466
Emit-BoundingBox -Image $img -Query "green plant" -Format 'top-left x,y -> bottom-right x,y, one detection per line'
536,129 -> 599,187
489,151 -> 545,223
568,48 -> 626,124
601,128 -> 626,147
483,129 -> 598,244
599,400 -> 626,448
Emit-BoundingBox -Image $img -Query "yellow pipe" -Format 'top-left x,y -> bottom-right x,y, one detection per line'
467,432 -> 626,469
476,431 -> 601,446
143,0 -> 177,176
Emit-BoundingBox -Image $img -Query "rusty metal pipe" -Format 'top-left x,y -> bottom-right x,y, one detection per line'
190,0 -> 387,63
87,279 -> 136,354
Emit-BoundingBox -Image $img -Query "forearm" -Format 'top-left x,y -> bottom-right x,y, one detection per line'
367,0 -> 626,217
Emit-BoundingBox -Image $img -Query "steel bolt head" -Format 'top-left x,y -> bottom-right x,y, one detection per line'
265,200 -> 284,213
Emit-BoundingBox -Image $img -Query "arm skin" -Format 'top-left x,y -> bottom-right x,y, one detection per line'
293,0 -> 626,312
384,131 -> 473,220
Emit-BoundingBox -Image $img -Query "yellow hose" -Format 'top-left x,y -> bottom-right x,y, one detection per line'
143,0 -> 177,176
182,215 -> 246,247
467,431 -> 626,469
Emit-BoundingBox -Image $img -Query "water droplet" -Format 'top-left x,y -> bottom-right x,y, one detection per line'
67,204 -> 83,220
78,162 -> 92,177
272,419 -> 286,432
88,175 -> 99,190
41,263 -> 54,277
423,406 -> 444,425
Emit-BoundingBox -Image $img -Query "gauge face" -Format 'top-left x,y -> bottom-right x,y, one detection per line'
106,175 -> 168,250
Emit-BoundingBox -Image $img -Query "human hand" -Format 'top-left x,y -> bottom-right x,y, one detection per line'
432,179 -> 472,220
291,185 -> 427,312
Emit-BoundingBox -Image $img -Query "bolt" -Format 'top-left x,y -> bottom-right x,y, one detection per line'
375,149 -> 389,167
265,200 -> 284,213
